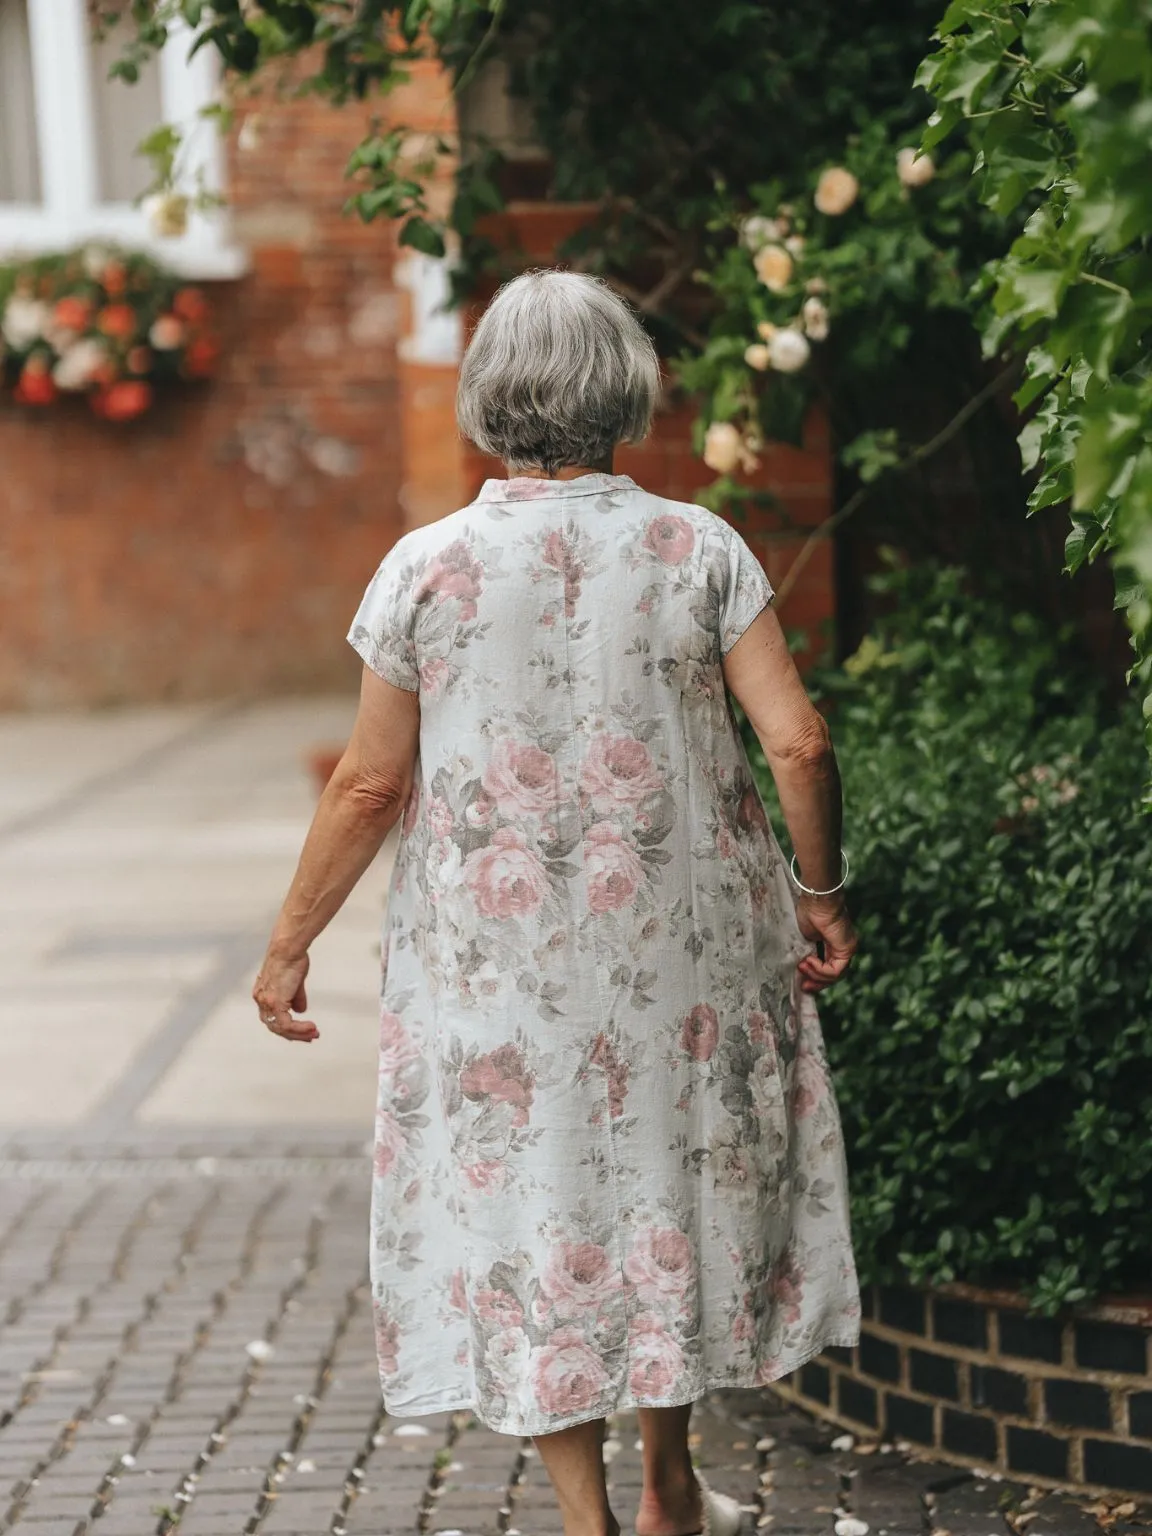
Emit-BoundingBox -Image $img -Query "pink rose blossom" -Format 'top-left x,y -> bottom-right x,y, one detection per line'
732,1295 -> 756,1344
540,1241 -> 623,1319
427,794 -> 454,839
483,738 -> 562,817
680,1003 -> 720,1063
463,828 -> 551,919
419,656 -> 450,695
624,1226 -> 694,1305
449,1268 -> 467,1313
589,1032 -> 630,1119
584,822 -> 645,913
462,1159 -> 507,1193
374,1305 -> 400,1376
541,528 -> 586,617
580,733 -> 664,812
769,1247 -> 804,1324
637,597 -> 653,615
465,792 -> 495,828
530,1326 -> 611,1417
643,514 -> 696,566
485,1326 -> 530,1385
459,1042 -> 536,1126
414,538 -> 484,621
374,1109 -> 408,1177
379,1010 -> 419,1077
540,609 -> 557,628
475,1288 -> 525,1328
746,1010 -> 769,1047
791,1044 -> 828,1120
628,1313 -> 686,1398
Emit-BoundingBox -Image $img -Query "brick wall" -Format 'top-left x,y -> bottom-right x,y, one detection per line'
0,87 -> 407,709
772,1283 -> 1152,1498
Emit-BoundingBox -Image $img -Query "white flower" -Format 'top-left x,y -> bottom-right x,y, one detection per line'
801,296 -> 829,342
896,146 -> 936,187
767,327 -> 810,373
52,338 -> 108,391
753,245 -> 794,292
741,214 -> 787,251
144,192 -> 190,239
814,166 -> 859,216
1,296 -> 49,350
744,342 -> 771,371
82,244 -> 113,280
784,234 -> 806,257
805,276 -> 829,295
703,421 -> 743,475
756,320 -> 777,342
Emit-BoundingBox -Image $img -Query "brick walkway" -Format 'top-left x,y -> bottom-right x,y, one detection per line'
0,1138 -> 1108,1536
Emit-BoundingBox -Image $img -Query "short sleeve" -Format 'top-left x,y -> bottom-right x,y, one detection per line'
718,523 -> 775,654
347,544 -> 420,691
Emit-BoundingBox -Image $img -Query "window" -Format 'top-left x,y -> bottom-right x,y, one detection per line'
0,0 -> 245,277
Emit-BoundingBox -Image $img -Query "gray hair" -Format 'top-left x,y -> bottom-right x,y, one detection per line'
456,270 -> 660,474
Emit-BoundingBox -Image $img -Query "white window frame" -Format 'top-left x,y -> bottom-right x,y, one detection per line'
0,0 -> 246,278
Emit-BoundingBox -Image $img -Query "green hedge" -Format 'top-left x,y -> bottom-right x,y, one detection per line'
746,565 -> 1152,1312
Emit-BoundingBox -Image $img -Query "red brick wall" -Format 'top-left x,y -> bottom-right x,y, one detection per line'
0,89 -> 405,709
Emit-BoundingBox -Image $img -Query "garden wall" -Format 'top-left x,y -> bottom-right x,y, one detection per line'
773,1283 -> 1152,1497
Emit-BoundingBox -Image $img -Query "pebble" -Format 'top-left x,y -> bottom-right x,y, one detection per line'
831,1434 -> 855,1452
106,1414 -> 130,1427
296,1459 -> 316,1474
755,1436 -> 777,1452
393,1423 -> 431,1438
834,1519 -> 870,1536
245,1340 -> 275,1363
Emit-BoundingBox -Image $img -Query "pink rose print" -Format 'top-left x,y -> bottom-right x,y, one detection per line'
419,656 -> 450,695
485,1326 -> 531,1386
769,1246 -> 805,1324
680,1003 -> 720,1063
541,528 -> 587,617
540,1241 -> 622,1319
462,1160 -> 508,1193
580,733 -> 664,813
624,1226 -> 694,1306
628,1313 -> 686,1398
746,1010 -> 769,1047
643,513 -> 696,566
373,1305 -> 400,1376
530,1326 -> 611,1417
483,738 -> 562,818
589,1032 -> 630,1120
791,1044 -> 828,1120
449,1268 -> 468,1313
475,1288 -> 525,1329
732,1292 -> 756,1344
427,795 -> 454,840
737,784 -> 769,835
460,1041 -> 537,1127
374,1108 -> 408,1177
463,828 -> 550,919
717,825 -> 737,860
379,1010 -> 419,1077
466,792 -> 495,829
584,822 -> 645,913
414,538 -> 484,621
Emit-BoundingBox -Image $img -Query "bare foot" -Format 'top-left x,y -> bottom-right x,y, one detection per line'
635,1478 -> 705,1536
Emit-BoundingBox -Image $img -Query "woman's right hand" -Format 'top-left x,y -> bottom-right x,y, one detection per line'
795,894 -> 857,993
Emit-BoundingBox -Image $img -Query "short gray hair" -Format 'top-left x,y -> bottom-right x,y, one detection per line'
456,270 -> 660,474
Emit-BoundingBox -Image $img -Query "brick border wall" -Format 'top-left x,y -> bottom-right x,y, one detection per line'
771,1284 -> 1152,1498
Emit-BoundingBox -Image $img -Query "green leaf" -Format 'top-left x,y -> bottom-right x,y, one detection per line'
399,215 -> 447,256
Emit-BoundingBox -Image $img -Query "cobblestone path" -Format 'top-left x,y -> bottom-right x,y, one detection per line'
0,1137 -> 1105,1536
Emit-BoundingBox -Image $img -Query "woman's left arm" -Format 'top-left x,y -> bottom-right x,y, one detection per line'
253,666 -> 420,1043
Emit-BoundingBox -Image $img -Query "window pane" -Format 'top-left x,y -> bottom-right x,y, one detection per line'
0,0 -> 41,203
89,22 -> 163,204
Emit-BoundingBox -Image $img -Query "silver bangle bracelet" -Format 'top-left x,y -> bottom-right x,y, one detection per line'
788,851 -> 849,898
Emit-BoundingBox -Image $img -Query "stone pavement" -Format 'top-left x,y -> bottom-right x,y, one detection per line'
0,702 -> 1120,1534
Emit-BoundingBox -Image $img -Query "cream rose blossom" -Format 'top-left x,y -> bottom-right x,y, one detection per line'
2,296 -> 48,350
703,421 -> 742,474
753,244 -> 794,293
744,342 -> 771,372
52,339 -> 109,392
814,166 -> 859,216
801,297 -> 830,342
896,146 -> 936,187
740,214 -> 787,251
144,192 -> 190,239
768,327 -> 811,373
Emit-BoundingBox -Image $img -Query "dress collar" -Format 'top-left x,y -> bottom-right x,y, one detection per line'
476,472 -> 638,503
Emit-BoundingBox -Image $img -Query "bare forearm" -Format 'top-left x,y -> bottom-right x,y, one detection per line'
770,744 -> 844,893
269,781 -> 402,960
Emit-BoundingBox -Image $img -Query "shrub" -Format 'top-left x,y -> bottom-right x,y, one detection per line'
746,565 -> 1152,1311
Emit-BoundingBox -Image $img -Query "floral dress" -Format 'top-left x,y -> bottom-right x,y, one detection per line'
348,471 -> 860,1436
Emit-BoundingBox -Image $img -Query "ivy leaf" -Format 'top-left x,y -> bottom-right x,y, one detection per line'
399,215 -> 447,257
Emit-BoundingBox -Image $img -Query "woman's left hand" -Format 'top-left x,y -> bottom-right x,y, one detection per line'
252,948 -> 319,1043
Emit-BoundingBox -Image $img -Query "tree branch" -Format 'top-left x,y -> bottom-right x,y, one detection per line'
773,363 -> 1018,609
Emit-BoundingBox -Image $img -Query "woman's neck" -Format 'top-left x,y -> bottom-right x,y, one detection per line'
507,460 -> 615,480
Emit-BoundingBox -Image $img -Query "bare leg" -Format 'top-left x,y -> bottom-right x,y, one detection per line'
532,1417 -> 620,1536
635,1404 -> 704,1536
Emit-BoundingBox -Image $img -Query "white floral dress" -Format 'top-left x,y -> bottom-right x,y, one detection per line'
348,471 -> 860,1436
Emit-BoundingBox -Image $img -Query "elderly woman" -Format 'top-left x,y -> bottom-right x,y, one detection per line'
254,270 -> 859,1536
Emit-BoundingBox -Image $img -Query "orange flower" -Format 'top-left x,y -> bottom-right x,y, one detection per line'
52,295 -> 93,333
90,380 -> 152,421
127,345 -> 153,375
14,357 -> 58,406
183,334 -> 220,378
172,287 -> 209,325
97,304 -> 137,341
102,260 -> 127,296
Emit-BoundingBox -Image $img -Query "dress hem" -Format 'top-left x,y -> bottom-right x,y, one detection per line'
379,1323 -> 862,1438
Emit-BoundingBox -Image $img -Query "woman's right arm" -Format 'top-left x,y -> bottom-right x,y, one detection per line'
723,605 -> 857,993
